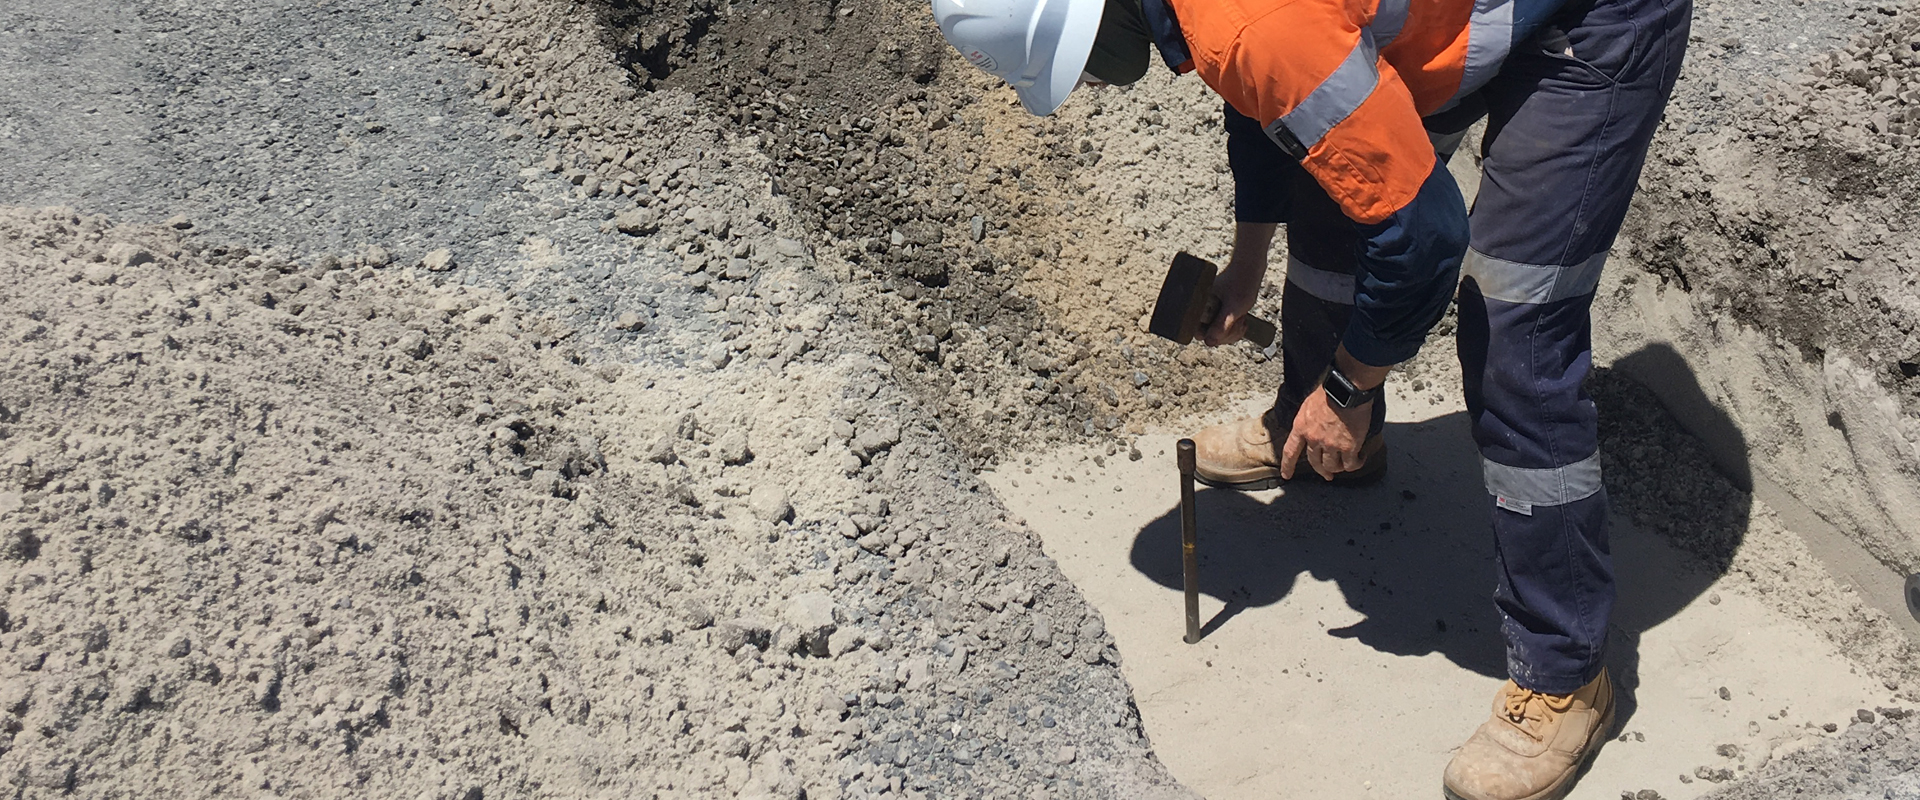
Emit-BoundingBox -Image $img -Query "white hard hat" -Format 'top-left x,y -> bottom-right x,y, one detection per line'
931,0 -> 1105,116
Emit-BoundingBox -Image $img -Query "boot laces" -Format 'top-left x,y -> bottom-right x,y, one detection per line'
1503,685 -> 1576,731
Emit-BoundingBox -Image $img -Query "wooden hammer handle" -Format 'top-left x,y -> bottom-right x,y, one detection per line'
1203,298 -> 1276,349
1241,315 -> 1276,349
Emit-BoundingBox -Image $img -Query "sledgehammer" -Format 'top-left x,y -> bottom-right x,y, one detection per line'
1149,252 -> 1276,349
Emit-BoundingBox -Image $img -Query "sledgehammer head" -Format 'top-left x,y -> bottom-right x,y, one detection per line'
1149,252 -> 1275,348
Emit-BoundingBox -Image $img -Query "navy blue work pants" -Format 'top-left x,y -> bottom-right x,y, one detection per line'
1271,0 -> 1691,692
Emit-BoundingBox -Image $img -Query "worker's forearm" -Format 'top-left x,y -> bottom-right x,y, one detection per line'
1333,345 -> 1392,392
1229,222 -> 1278,267
1343,159 -> 1469,368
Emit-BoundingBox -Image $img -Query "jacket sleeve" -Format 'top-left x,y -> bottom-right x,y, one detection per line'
1202,1 -> 1436,224
1342,156 -> 1468,367
1223,102 -> 1301,224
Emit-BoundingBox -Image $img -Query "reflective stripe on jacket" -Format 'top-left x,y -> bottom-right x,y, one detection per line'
1149,0 -> 1567,223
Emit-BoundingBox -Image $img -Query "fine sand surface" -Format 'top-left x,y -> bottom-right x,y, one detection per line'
987,378 -> 1905,799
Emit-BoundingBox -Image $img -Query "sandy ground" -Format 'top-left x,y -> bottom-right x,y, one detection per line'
986,382 -> 1902,799
2,0 -> 1917,796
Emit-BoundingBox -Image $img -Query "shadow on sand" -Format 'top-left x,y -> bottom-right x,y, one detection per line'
1127,344 -> 1750,732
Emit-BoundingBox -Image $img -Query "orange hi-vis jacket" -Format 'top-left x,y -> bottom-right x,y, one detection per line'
1146,0 -> 1559,223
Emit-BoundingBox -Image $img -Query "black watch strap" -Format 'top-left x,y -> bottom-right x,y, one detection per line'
1322,366 -> 1382,409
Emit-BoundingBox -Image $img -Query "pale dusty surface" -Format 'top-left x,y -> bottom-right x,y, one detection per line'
1,0 -> 1917,795
986,378 -> 1903,799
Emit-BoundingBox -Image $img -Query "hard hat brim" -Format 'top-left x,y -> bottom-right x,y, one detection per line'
1012,0 -> 1104,116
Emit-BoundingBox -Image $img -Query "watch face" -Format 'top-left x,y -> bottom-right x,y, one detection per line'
1324,369 -> 1357,408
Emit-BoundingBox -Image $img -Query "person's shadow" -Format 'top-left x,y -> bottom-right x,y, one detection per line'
1128,344 -> 1749,732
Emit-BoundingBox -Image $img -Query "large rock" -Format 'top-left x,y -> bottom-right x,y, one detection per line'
783,593 -> 837,657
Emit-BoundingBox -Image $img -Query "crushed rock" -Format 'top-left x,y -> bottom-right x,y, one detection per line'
0,207 -> 1193,798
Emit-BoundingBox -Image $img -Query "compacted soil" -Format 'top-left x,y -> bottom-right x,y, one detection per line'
1,0 -> 1916,797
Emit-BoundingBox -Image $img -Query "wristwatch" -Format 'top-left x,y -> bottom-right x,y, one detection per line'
1321,365 -> 1382,409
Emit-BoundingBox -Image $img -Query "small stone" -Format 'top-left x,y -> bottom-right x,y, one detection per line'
714,619 -> 770,655
834,515 -> 860,539
827,628 -> 866,658
1857,708 -> 1876,724
775,238 -> 807,258
1717,686 -> 1731,701
682,600 -> 714,630
165,214 -> 193,230
750,486 -> 793,523
1030,615 -> 1053,646
1635,791 -> 1665,800
783,593 -> 837,657
82,264 -> 117,285
1128,446 -> 1142,461
615,310 -> 648,331
970,215 -> 985,242
715,431 -> 751,465
531,469 -> 566,497
1052,746 -> 1076,765
394,331 -> 431,360
420,248 -> 455,272
704,343 -> 731,369
646,435 -> 678,465
1715,743 -> 1739,758
852,420 -> 903,457
108,243 -> 155,268
1708,593 -> 1720,605
1822,722 -> 1839,732
363,245 -> 392,267
614,208 -> 659,235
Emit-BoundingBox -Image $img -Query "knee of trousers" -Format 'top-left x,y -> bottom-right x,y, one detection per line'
1456,252 -> 1605,513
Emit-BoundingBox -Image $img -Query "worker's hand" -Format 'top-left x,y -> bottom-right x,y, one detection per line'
1279,388 -> 1372,481
1203,258 -> 1263,347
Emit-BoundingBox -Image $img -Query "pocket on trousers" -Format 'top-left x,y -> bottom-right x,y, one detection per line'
1533,22 -> 1634,86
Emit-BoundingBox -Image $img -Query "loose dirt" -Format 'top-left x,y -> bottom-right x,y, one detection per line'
1,0 -> 1916,796
0,207 -> 1192,798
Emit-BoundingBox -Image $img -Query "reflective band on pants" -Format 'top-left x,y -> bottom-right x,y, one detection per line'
1283,255 -> 1356,305
1483,452 -> 1604,507
1462,248 -> 1610,305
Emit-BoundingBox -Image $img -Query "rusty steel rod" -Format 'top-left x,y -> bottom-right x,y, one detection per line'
1177,438 -> 1200,644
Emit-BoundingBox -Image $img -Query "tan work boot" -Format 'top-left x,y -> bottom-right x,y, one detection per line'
1442,670 -> 1616,800
1189,413 -> 1386,491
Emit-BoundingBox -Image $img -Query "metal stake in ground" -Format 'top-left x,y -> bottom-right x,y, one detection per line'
1178,438 -> 1200,644
1907,572 -> 1920,623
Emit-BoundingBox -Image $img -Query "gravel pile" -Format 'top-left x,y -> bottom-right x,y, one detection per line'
571,0 -> 1280,464
0,207 -> 1191,798
1699,707 -> 1920,799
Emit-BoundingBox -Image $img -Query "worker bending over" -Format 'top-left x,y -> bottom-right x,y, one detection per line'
932,0 -> 1689,796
